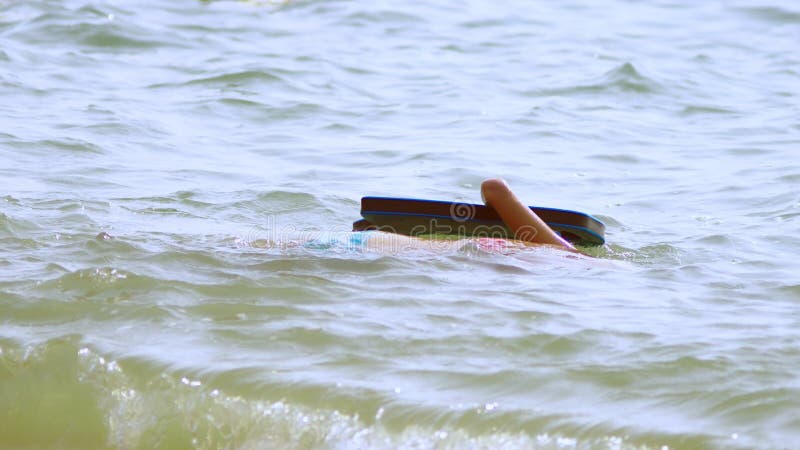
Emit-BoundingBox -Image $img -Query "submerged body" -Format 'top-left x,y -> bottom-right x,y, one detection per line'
302,230 -> 532,254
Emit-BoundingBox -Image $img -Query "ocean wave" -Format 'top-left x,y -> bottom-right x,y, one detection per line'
519,62 -> 662,98
0,337 -> 726,449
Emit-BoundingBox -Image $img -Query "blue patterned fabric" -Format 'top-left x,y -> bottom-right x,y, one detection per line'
303,232 -> 372,251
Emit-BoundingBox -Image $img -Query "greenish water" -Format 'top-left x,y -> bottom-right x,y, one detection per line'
1,0 -> 799,448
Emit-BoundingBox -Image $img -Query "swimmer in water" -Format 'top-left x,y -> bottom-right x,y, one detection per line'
301,178 -> 580,255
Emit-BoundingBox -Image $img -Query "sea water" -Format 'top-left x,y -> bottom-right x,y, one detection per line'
1,0 -> 799,448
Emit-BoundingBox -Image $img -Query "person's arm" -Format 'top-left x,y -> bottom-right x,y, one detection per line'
480,178 -> 576,251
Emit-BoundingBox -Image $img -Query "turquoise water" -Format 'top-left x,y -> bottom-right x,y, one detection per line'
1,0 -> 799,448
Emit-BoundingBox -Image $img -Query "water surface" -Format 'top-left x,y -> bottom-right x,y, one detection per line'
1,0 -> 799,448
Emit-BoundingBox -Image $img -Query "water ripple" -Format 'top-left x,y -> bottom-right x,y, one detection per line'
2,0 -> 800,447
